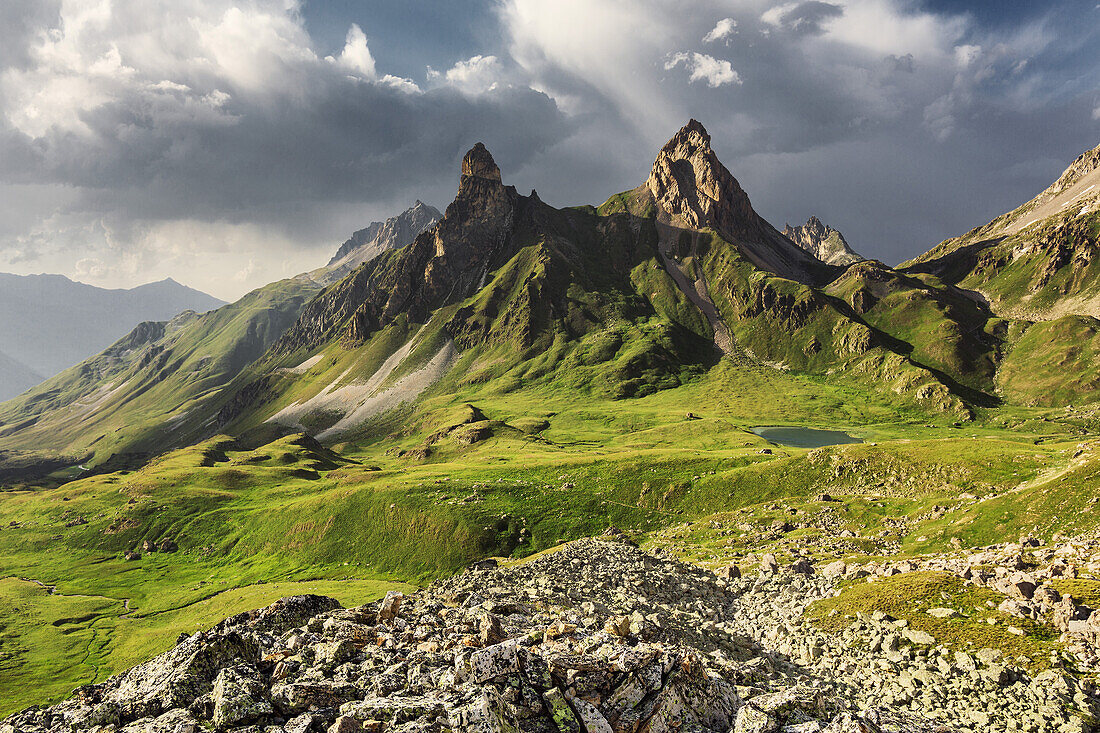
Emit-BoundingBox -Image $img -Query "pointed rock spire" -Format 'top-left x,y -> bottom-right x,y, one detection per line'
646,120 -> 834,283
461,142 -> 502,183
645,119 -> 756,236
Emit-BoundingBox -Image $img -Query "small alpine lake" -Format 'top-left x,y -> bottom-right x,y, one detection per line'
751,425 -> 863,448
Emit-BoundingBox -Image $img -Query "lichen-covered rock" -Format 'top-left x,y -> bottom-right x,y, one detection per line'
211,664 -> 272,729
377,591 -> 403,623
6,537 -> 1100,733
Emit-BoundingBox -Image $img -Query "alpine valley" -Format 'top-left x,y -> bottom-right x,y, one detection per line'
4,122 -> 1100,733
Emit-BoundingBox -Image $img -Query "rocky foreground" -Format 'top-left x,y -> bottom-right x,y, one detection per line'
4,537 -> 1099,733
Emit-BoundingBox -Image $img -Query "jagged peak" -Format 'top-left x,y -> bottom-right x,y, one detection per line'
461,142 -> 502,183
784,216 -> 863,266
784,216 -> 832,239
645,119 -> 755,235
665,118 -> 712,149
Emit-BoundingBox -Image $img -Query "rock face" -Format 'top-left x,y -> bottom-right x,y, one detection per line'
321,202 -> 442,285
461,142 -> 503,182
8,537 -> 1085,733
272,141 -> 525,354
783,217 -> 863,266
645,120 -> 833,284
646,119 -> 757,239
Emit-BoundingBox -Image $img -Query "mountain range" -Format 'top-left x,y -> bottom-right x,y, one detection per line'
3,121 -> 1100,719
0,275 -> 224,401
0,120 -> 1097,473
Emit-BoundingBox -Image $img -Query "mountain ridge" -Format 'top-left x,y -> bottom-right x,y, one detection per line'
902,141 -> 1100,321
318,200 -> 442,285
5,122 -> 1100,468
0,273 -> 225,400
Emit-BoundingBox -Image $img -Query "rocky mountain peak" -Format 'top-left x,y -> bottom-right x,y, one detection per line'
801,216 -> 827,236
461,142 -> 502,183
645,119 -> 757,237
320,202 -> 442,284
783,216 -> 863,267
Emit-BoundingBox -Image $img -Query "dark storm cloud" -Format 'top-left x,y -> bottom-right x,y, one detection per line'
500,0 -> 1100,265
1,81 -> 564,220
0,0 -> 1097,298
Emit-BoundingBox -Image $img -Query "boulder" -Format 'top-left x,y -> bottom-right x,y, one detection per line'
211,664 -> 271,729
790,557 -> 815,576
378,591 -> 403,623
716,564 -> 742,580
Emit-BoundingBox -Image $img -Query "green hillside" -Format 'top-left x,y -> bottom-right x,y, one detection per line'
0,277 -> 319,477
3,123 -> 1100,719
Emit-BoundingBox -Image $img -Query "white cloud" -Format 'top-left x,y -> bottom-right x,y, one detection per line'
331,24 -> 377,78
703,18 -> 737,43
501,0 -> 681,133
428,55 -> 503,94
820,0 -> 964,57
665,52 -> 741,87
954,44 -> 982,68
75,257 -> 107,279
0,0 -> 1095,296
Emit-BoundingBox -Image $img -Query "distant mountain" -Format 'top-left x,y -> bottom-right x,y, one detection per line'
0,274 -> 225,400
0,349 -> 42,400
783,216 -> 863,266
0,277 -> 319,464
314,201 -> 441,285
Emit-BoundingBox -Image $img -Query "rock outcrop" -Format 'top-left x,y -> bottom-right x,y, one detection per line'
271,142 -> 526,353
8,537 -> 1095,733
783,217 -> 863,267
320,202 -> 441,285
645,120 -> 834,284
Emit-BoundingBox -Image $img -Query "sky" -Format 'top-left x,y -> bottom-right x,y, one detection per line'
0,1 -> 1097,301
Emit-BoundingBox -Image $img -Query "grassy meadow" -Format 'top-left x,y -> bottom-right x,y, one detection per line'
1,355 -> 1099,715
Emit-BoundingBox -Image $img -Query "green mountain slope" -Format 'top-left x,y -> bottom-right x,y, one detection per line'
6,122 -> 1098,474
215,123 -> 981,448
903,143 -> 1100,320
901,142 -> 1100,406
0,278 -> 320,472
4,123 -> 1100,714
